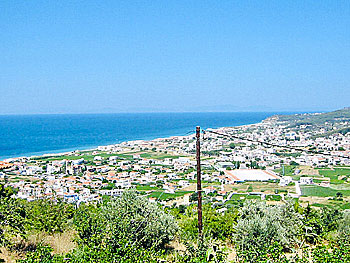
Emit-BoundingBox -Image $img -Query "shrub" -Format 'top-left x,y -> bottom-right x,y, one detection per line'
17,244 -> 64,263
0,198 -> 26,246
180,204 -> 238,241
336,210 -> 350,244
24,200 -> 74,233
73,190 -> 177,261
234,201 -> 302,261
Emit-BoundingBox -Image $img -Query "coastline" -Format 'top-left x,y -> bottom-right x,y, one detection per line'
2,122 -> 265,162
1,111 -> 300,161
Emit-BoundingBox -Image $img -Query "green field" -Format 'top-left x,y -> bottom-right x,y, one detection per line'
147,191 -> 193,200
136,185 -> 161,191
301,185 -> 350,197
33,152 -> 135,161
318,168 -> 350,184
266,195 -> 282,201
140,153 -> 185,160
229,193 -> 261,200
274,165 -> 298,178
311,201 -> 350,210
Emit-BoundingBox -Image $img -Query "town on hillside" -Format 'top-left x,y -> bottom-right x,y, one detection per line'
1,109 -> 350,210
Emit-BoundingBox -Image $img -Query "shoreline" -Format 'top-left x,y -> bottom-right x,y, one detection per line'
1,110 -> 309,161
2,121 -> 265,162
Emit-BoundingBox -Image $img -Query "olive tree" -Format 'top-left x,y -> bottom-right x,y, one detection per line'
234,201 -> 302,261
73,190 -> 177,261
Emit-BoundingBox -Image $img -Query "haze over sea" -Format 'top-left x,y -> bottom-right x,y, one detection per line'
0,112 -> 296,160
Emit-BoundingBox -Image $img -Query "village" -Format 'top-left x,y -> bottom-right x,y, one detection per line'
1,114 -> 350,210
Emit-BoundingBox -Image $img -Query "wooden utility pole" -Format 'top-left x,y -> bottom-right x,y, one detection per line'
196,126 -> 203,238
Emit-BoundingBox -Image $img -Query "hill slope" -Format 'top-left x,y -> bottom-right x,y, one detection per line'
267,107 -> 350,126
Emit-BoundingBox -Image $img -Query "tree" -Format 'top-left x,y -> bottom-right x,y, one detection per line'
234,201 -> 302,261
336,210 -> 350,245
73,190 -> 177,262
335,192 -> 343,199
102,191 -> 177,249
0,185 -> 26,246
0,198 -> 26,246
18,244 -> 64,263
180,204 -> 238,242
24,199 -> 74,233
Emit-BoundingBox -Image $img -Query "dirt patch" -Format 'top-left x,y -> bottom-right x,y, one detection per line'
181,183 -> 196,191
299,166 -> 319,176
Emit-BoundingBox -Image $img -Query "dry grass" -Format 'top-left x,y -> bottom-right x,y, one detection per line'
0,230 -> 77,262
26,230 -> 76,255
300,166 -> 319,176
44,230 -> 76,254
0,247 -> 21,263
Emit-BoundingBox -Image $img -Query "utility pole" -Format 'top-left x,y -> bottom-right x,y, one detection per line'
196,126 -> 203,239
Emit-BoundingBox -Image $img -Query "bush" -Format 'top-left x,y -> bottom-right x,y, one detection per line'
72,190 -> 177,261
17,244 -> 64,263
311,243 -> 350,262
336,210 -> 350,244
101,190 -> 178,249
0,198 -> 26,246
234,201 -> 302,260
180,205 -> 238,241
173,239 -> 227,263
24,200 -> 74,233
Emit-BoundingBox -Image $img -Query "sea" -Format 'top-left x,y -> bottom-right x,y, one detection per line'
0,112 -> 291,160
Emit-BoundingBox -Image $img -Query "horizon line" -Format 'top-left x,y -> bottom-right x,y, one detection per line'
0,109 -> 321,117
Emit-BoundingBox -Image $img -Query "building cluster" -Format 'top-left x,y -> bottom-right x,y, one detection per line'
1,116 -> 349,204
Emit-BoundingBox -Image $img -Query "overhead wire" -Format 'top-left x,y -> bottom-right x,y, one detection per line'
204,129 -> 350,160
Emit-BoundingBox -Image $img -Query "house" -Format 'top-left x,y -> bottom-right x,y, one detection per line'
99,189 -> 124,197
279,176 -> 293,186
216,162 -> 235,170
203,186 -> 216,194
178,180 -> 190,188
300,177 -> 313,185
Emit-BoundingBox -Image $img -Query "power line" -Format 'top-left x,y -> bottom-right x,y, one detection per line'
204,129 -> 350,160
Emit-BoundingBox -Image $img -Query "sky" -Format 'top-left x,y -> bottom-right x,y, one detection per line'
1,1 -> 350,114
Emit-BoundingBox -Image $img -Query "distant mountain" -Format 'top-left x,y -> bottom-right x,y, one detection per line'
267,107 -> 350,126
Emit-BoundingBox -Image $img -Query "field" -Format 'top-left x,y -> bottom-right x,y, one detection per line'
318,168 -> 350,184
147,191 -> 193,200
32,150 -> 186,163
33,152 -> 135,162
301,185 -> 350,197
140,153 -> 185,160
228,181 -> 295,195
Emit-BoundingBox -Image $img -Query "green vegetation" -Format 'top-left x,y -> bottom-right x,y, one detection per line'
301,185 -> 350,197
234,201 -> 301,262
33,152 -> 135,162
135,185 -> 161,191
275,107 -> 350,126
140,152 -> 184,159
318,168 -> 350,181
147,191 -> 193,200
266,195 -> 282,201
1,184 -> 350,262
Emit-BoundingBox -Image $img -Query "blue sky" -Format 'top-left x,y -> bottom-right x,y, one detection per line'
1,1 -> 349,114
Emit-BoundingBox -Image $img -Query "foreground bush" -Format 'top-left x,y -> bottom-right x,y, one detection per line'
70,190 -> 177,261
0,188 -> 26,246
180,204 -> 238,241
234,201 -> 302,262
24,200 -> 75,233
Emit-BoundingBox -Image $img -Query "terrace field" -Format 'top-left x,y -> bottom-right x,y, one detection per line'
301,185 -> 350,197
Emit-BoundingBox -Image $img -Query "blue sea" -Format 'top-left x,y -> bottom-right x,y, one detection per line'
0,112 -> 289,160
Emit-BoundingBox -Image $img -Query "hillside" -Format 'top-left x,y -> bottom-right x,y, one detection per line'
267,107 -> 350,126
